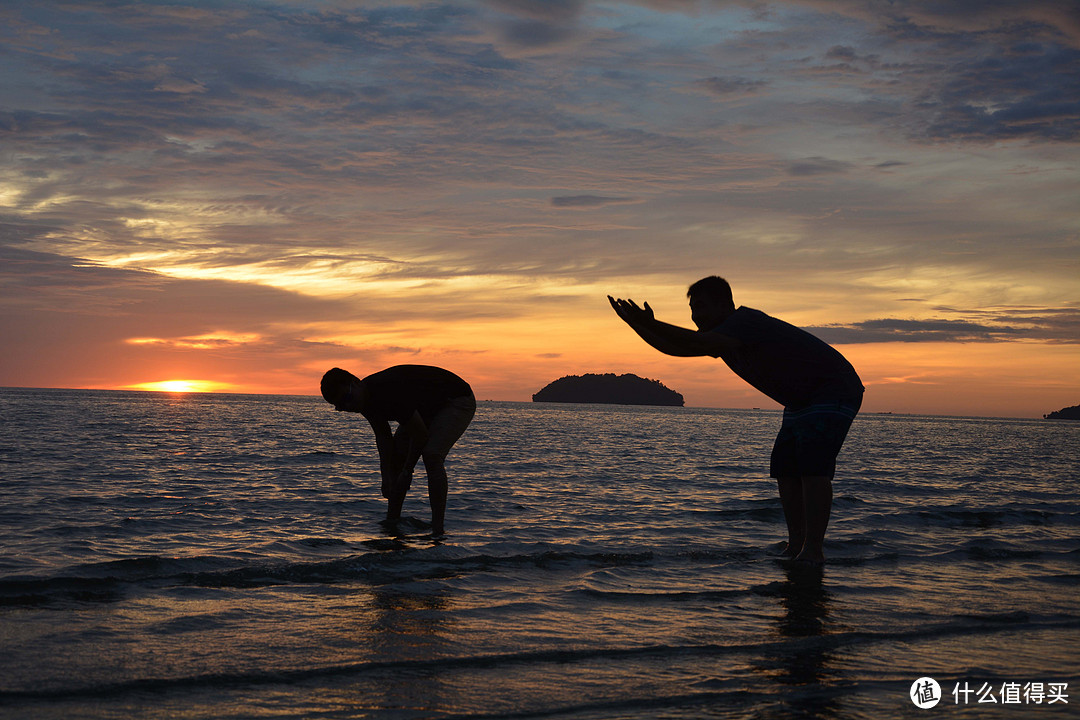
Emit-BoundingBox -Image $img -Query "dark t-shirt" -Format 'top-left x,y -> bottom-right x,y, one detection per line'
712,307 -> 863,409
361,365 -> 473,424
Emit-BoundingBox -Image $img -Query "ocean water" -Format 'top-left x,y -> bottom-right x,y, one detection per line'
1,388 -> 1077,719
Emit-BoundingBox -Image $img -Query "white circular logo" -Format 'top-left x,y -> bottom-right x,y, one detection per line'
910,677 -> 942,709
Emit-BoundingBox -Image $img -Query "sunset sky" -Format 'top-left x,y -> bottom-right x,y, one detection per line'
2,1 -> 1078,417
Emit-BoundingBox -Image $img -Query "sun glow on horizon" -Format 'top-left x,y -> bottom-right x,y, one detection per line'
127,380 -> 232,393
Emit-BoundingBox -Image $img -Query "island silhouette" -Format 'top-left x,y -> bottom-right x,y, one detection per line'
532,373 -> 684,406
1044,404 -> 1080,420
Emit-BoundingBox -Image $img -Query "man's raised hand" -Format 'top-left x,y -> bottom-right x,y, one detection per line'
608,295 -> 654,326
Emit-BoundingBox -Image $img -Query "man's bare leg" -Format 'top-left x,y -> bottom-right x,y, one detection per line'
386,466 -> 412,523
776,476 -> 805,558
424,454 -> 448,535
384,427 -> 409,499
795,475 -> 832,564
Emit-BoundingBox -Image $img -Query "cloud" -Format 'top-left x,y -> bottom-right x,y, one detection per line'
748,2 -> 1080,143
0,244 -> 351,330
550,195 -> 635,208
790,0 -> 1080,47
785,157 -> 854,177
825,45 -> 858,63
485,0 -> 587,52
918,43 -> 1080,142
851,4 -> 1080,143
809,308 -> 1080,344
694,76 -> 769,96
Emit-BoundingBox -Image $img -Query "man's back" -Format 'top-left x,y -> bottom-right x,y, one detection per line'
362,365 -> 473,423
712,307 -> 863,409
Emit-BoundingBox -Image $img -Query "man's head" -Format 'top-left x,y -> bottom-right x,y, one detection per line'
687,276 -> 735,331
321,367 -> 363,411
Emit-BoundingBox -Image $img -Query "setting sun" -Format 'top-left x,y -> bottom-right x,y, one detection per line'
127,380 -> 231,393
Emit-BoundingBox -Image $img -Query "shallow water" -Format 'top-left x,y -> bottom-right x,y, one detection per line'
1,389 -> 1077,718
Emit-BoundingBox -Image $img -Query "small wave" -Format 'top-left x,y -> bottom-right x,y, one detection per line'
577,584 -> 773,603
1040,572 -> 1080,585
0,555 -> 239,607
701,500 -> 784,524
0,576 -> 125,607
279,450 -> 343,465
75,555 -> 229,578
431,687 -> 761,720
145,611 -> 238,635
4,616 -> 1077,703
955,610 -> 1031,624
860,507 -> 1079,532
824,551 -> 903,567
0,547 -> 658,604
963,546 -> 1050,561
915,508 -> 1058,528
673,546 -> 763,563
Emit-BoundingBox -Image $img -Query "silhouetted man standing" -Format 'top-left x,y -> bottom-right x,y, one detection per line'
609,276 -> 863,564
321,365 -> 475,536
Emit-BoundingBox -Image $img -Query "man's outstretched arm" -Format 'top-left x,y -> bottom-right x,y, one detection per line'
608,296 -> 741,357
368,418 -> 399,498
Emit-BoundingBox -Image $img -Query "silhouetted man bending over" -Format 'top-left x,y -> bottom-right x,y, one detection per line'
609,276 -> 863,564
321,365 -> 476,536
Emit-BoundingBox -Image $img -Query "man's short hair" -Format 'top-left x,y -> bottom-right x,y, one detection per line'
320,367 -> 359,404
687,276 -> 734,307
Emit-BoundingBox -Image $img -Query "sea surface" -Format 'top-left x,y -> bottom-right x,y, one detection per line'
1,388 -> 1078,719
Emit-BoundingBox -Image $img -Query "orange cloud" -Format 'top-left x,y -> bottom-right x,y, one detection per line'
126,332 -> 262,350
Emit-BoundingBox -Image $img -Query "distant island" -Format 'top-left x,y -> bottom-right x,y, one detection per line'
1044,404 -> 1080,420
532,373 -> 684,406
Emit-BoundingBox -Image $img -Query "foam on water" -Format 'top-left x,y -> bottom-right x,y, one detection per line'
1,389 -> 1078,718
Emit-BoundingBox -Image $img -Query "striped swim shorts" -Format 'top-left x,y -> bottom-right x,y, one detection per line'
769,397 -> 862,479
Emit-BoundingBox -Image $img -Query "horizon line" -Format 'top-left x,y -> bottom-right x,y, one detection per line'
0,385 -> 1066,421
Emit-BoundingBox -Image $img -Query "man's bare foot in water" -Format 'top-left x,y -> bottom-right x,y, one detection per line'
793,545 -> 825,566
782,538 -> 805,558
768,540 -> 804,558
